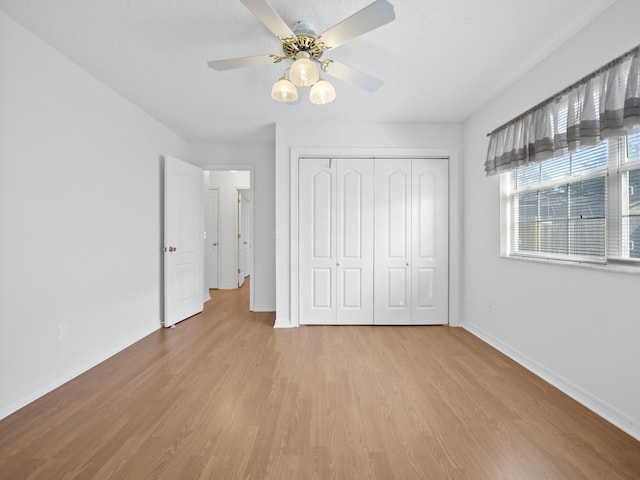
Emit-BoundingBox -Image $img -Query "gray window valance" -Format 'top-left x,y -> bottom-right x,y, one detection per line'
485,45 -> 640,176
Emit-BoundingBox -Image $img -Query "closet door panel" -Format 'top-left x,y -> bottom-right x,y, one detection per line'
412,159 -> 448,324
336,159 -> 374,324
340,268 -> 362,307
312,170 -> 333,259
415,170 -> 437,258
415,267 -> 435,307
299,158 -> 336,324
387,268 -> 408,308
312,268 -> 333,308
374,159 -> 412,325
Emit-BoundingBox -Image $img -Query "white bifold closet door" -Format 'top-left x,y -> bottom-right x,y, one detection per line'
299,158 -> 374,325
374,158 -> 448,325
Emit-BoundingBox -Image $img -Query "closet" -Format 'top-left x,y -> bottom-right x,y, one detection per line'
298,157 -> 448,325
299,158 -> 374,324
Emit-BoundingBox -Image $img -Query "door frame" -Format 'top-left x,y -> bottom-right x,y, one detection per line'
290,147 -> 462,328
201,164 -> 255,311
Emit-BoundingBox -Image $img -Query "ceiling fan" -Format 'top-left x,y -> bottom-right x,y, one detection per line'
207,0 -> 395,104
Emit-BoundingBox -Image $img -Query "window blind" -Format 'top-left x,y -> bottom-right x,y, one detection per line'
510,142 -> 610,262
505,132 -> 640,266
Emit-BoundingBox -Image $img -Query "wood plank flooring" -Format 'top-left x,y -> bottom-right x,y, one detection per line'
1,281 -> 639,479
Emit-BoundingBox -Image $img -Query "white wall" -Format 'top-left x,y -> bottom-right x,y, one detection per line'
189,142 -> 275,311
204,170 -> 250,290
275,122 -> 464,328
462,0 -> 640,439
0,12 -> 188,419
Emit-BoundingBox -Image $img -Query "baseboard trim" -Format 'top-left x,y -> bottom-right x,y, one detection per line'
0,324 -> 160,421
252,305 -> 276,313
462,322 -> 640,441
273,317 -> 293,328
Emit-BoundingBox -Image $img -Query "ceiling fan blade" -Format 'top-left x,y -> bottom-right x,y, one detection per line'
239,0 -> 296,39
207,54 -> 276,71
322,60 -> 384,92
318,0 -> 395,49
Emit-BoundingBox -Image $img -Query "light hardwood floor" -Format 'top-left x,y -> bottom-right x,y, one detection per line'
1,281 -> 639,479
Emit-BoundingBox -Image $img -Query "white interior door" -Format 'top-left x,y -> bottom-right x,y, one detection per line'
164,156 -> 204,327
374,158 -> 448,325
243,192 -> 252,278
411,159 -> 448,324
299,158 -> 336,324
374,159 -> 412,325
299,158 -> 374,325
207,189 -> 219,289
336,159 -> 374,324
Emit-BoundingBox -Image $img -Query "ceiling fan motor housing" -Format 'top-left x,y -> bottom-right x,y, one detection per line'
282,21 -> 325,61
292,20 -> 317,37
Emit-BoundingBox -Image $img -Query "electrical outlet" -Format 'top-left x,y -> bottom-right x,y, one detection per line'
58,322 -> 69,340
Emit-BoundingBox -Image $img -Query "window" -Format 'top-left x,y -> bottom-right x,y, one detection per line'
503,131 -> 640,266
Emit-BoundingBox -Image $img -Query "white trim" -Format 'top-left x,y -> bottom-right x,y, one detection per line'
273,318 -> 294,328
290,147 -> 462,328
290,150 -> 300,328
253,304 -> 276,312
499,251 -> 640,275
463,321 -> 640,441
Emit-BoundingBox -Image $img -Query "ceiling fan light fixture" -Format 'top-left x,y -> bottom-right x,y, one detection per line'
309,79 -> 336,105
271,77 -> 298,103
208,0 -> 395,105
289,54 -> 319,87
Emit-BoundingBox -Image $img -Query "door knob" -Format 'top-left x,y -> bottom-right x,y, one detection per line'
212,242 -> 218,246
168,246 -> 177,252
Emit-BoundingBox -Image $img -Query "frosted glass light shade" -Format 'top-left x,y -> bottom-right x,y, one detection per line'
309,79 -> 336,105
289,57 -> 319,87
271,78 -> 298,103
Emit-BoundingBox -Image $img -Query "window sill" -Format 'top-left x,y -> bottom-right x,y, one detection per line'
501,253 -> 640,275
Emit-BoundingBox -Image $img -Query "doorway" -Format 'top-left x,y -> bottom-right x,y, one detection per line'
203,169 -> 253,310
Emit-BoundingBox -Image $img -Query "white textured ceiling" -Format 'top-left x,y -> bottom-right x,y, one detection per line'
0,0 -> 616,143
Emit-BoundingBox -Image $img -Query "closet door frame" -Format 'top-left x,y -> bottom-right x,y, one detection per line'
290,147 -> 461,328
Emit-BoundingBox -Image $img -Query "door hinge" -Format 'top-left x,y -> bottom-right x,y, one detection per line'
237,268 -> 241,273
238,233 -> 241,239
